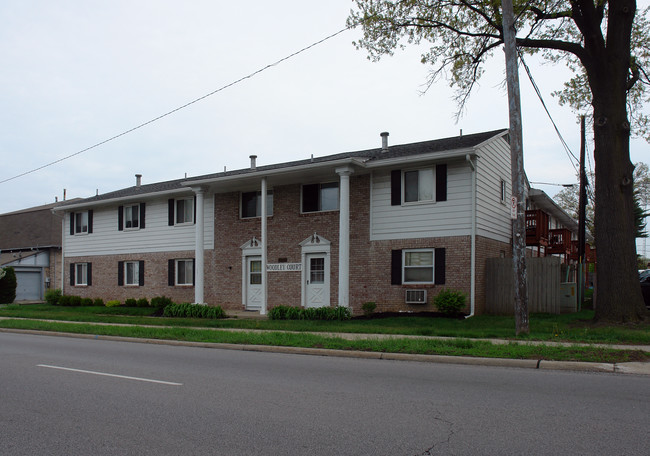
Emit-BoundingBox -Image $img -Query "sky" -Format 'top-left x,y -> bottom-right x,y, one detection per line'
1,1 -> 648,253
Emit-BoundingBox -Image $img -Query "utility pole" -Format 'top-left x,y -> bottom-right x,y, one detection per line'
578,116 -> 587,311
502,0 -> 529,335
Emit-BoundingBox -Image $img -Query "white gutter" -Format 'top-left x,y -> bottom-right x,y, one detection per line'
52,187 -> 194,211
363,148 -> 477,168
465,154 -> 477,318
182,157 -> 368,187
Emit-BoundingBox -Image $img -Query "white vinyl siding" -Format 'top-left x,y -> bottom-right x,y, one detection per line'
65,195 -> 215,257
371,161 -> 471,240
475,136 -> 512,243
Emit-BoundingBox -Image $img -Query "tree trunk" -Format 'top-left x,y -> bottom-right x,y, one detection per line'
588,0 -> 646,322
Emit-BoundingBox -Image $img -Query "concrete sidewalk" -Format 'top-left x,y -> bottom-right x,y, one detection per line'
1,315 -> 649,376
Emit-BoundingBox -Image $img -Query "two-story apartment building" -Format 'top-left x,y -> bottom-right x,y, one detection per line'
56,129 -> 517,315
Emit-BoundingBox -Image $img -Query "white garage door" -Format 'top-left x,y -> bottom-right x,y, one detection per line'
15,270 -> 42,301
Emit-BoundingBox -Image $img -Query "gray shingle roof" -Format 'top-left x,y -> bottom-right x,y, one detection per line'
58,129 -> 507,207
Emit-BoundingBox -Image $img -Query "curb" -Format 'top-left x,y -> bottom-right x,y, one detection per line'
2,327 -> 647,375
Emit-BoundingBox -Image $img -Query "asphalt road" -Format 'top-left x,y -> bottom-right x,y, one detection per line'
1,332 -> 648,455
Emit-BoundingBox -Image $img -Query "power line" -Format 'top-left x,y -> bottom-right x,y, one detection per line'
0,25 -> 353,185
518,51 -> 580,174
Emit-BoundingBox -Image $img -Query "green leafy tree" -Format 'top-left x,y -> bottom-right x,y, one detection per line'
349,0 -> 650,322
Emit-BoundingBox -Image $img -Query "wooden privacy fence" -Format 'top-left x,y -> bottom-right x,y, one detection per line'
485,257 -> 561,314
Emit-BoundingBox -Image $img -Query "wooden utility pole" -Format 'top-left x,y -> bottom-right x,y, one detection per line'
577,116 -> 587,311
502,0 -> 529,335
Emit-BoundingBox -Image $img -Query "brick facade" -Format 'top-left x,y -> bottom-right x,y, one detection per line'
63,174 -> 511,315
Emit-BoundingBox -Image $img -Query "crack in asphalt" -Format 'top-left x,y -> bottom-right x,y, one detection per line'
415,412 -> 456,456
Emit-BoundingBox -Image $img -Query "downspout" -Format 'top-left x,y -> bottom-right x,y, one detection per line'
465,154 -> 476,318
60,213 -> 65,291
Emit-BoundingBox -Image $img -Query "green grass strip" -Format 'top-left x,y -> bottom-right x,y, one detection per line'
2,305 -> 649,344
1,319 -> 647,364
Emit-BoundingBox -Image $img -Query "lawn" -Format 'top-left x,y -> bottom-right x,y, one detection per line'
1,303 -> 649,345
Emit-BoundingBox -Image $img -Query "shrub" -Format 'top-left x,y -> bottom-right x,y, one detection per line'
0,267 -> 17,304
136,298 -> 149,308
81,298 -> 94,306
268,305 -> 351,321
362,301 -> 377,316
93,298 -> 104,306
124,298 -> 137,307
58,295 -> 72,306
45,288 -> 62,306
69,296 -> 82,307
434,289 -> 466,316
162,302 -> 226,319
151,296 -> 173,310
105,300 -> 121,307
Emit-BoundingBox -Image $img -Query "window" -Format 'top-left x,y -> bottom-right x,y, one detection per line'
176,198 -> 194,224
241,191 -> 273,218
173,259 -> 194,286
302,182 -> 339,213
119,204 -> 145,231
249,260 -> 262,284
125,204 -> 139,229
404,169 -> 434,203
125,261 -> 139,286
168,198 -> 195,226
391,165 -> 447,206
500,179 -> 507,203
76,263 -> 88,285
118,260 -> 144,286
70,262 -> 91,286
70,211 -> 93,235
403,249 -> 434,284
391,248 -> 445,285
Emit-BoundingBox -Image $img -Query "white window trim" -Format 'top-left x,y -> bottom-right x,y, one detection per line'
300,182 -> 340,214
175,198 -> 194,226
75,263 -> 88,286
124,261 -> 140,286
124,204 -> 140,230
74,211 -> 89,235
402,167 -> 436,205
500,179 -> 507,204
402,248 -> 435,285
175,259 -> 194,286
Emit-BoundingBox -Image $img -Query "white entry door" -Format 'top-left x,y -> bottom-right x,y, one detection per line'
305,254 -> 329,308
246,256 -> 263,310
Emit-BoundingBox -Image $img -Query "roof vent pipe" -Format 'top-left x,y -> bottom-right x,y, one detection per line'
135,174 -> 142,188
250,155 -> 257,170
380,132 -> 389,152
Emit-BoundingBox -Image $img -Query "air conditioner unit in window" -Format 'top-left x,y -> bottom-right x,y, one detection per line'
405,289 -> 427,304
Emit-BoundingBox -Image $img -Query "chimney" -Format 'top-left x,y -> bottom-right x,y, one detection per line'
250,155 -> 257,170
380,132 -> 389,152
63,189 -> 66,201
135,174 -> 142,188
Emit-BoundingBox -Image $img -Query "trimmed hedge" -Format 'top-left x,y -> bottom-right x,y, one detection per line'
268,305 -> 351,321
163,302 -> 226,319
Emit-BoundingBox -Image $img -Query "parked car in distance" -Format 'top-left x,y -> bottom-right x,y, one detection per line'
640,270 -> 650,308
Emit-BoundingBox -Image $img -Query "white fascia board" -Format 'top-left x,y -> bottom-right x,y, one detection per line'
363,148 -> 478,169
181,158 -> 367,187
51,187 -> 195,212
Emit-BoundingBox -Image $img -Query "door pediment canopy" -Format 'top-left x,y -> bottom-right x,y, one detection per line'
300,233 -> 331,253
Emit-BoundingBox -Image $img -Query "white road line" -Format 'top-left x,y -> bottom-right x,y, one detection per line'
37,364 -> 183,386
